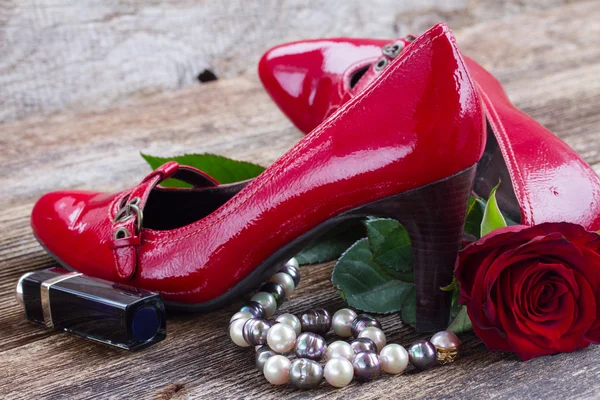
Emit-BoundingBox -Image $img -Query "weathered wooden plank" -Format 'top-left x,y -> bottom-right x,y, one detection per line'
0,0 -> 590,123
1,1 -> 600,399
0,261 -> 599,400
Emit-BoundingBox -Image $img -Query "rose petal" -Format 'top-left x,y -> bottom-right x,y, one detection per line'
578,247 -> 600,342
457,244 -> 504,302
559,270 -> 597,342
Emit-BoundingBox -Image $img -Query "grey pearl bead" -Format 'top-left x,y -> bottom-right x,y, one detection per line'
407,340 -> 438,370
300,309 -> 331,336
260,282 -> 286,306
290,358 -> 323,389
352,352 -> 381,381
279,264 -> 301,287
242,318 -> 271,346
350,314 -> 382,337
256,346 -> 276,373
240,301 -> 266,319
350,337 -> 378,354
294,332 -> 327,361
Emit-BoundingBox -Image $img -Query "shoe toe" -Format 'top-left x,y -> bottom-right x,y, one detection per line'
31,190 -> 100,262
258,38 -> 385,134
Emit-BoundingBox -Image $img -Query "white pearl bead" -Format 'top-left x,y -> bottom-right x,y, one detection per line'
230,311 -> 254,323
269,272 -> 295,297
380,344 -> 409,374
325,340 -> 354,361
324,357 -> 354,388
287,257 -> 299,269
332,308 -> 357,337
358,327 -> 386,353
251,292 -> 277,318
263,355 -> 291,385
228,318 -> 251,347
267,322 -> 297,353
275,313 -> 302,335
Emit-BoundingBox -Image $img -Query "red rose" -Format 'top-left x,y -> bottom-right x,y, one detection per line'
455,222 -> 600,360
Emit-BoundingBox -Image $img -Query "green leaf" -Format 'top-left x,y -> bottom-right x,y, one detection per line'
481,182 -> 508,237
296,219 -> 366,265
447,305 -> 472,334
332,238 -> 414,314
377,264 -> 415,283
372,227 -> 412,272
450,288 -> 462,319
441,277 -> 458,292
364,218 -> 401,253
464,196 -> 487,239
440,277 -> 463,319
364,218 -> 412,272
400,288 -> 416,327
141,153 -> 265,187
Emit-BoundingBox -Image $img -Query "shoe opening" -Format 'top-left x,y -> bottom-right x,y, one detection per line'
349,65 -> 371,89
473,122 -> 522,224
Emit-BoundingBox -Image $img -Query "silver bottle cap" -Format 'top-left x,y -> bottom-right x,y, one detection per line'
15,272 -> 34,306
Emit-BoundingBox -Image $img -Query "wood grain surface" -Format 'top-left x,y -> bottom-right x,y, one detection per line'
1,1 -> 600,399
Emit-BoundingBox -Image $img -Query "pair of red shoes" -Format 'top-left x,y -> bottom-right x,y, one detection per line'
31,24 -> 600,332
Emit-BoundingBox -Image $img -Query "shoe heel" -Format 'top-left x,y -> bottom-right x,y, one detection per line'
362,165 -> 476,332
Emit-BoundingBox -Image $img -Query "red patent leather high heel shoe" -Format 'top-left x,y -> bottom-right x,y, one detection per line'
31,23 -> 485,332
260,35 -> 600,231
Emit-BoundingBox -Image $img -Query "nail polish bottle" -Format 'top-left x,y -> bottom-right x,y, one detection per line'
16,267 -> 166,350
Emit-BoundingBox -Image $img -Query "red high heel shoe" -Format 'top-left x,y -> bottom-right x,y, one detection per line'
31,23 -> 484,332
259,35 -> 600,231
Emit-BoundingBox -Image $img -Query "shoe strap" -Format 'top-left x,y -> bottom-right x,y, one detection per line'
110,161 -> 219,279
142,161 -> 219,189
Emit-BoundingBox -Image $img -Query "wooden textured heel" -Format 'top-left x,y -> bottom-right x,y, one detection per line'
361,165 -> 476,332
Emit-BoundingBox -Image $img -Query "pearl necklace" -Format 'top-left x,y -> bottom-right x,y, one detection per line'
228,258 -> 462,389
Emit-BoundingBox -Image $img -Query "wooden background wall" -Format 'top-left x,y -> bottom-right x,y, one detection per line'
0,0 -> 581,123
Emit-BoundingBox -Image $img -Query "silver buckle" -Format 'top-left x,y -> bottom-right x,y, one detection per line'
113,197 -> 143,234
